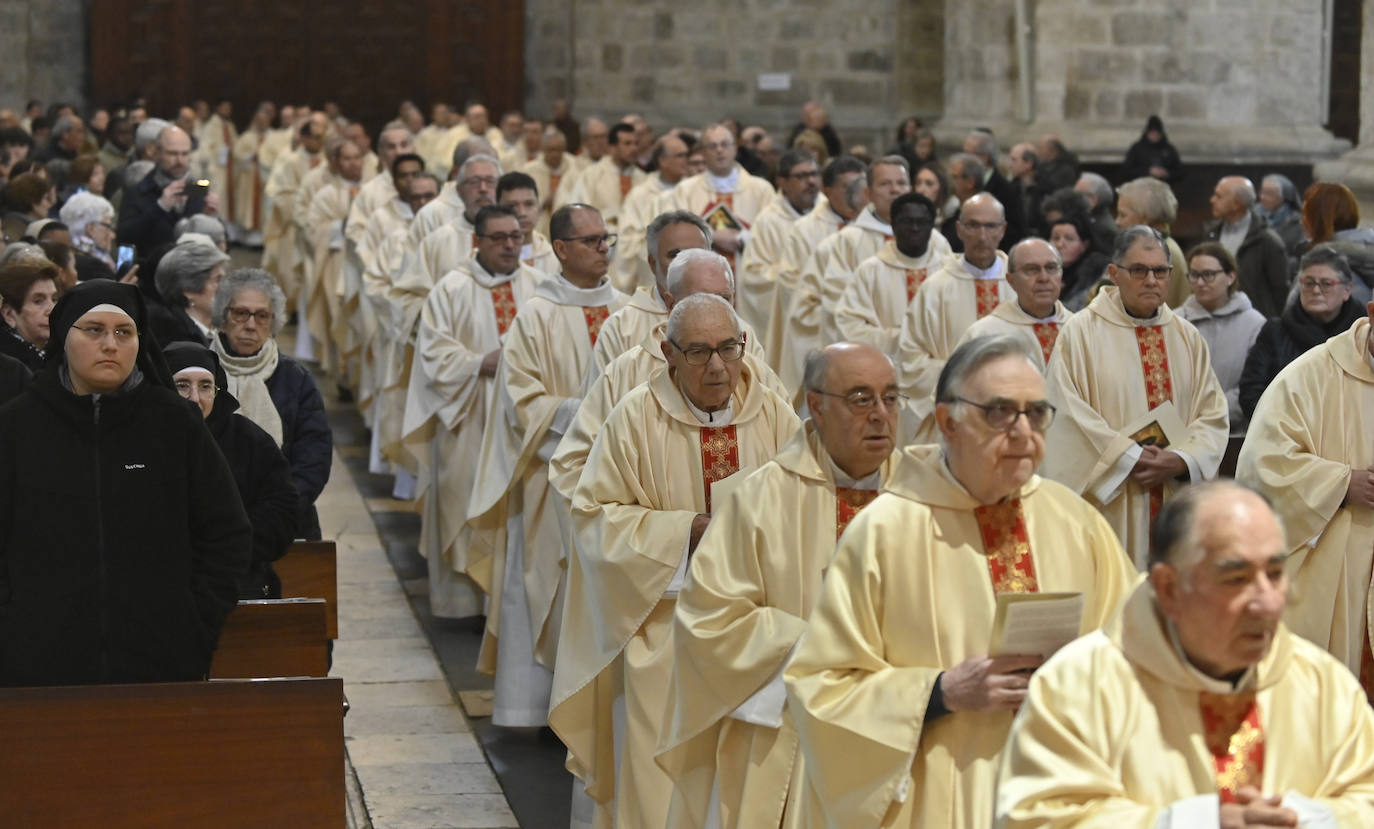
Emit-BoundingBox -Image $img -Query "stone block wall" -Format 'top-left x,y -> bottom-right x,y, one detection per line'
523,0 -> 943,145
0,0 -> 87,111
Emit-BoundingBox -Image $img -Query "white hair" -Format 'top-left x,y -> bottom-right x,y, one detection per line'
665,292 -> 741,345
59,192 -> 116,239
134,118 -> 170,154
457,153 -> 502,182
665,248 -> 734,298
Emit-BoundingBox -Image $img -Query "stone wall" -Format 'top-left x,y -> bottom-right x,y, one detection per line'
523,0 -> 943,146
0,0 -> 87,112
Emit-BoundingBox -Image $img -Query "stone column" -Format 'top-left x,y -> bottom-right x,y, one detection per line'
0,0 -> 86,111
1314,0 -> 1374,215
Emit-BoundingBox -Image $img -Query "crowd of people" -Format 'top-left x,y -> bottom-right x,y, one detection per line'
2,91 -> 1374,827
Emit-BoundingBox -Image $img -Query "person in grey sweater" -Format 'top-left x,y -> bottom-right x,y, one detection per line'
1176,242 -> 1266,433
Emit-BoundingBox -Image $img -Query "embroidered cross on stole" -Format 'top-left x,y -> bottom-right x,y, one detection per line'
582,305 -> 610,346
973,499 -> 1039,593
699,426 -> 740,513
975,281 -> 1000,318
835,487 -> 880,539
904,268 -> 927,303
490,282 -> 517,336
1032,322 -> 1060,364
1199,692 -> 1264,803
1134,325 -> 1175,524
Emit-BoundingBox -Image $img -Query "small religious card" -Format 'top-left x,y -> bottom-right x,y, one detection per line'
1122,401 -> 1186,449
701,201 -> 744,233
990,592 -> 1085,659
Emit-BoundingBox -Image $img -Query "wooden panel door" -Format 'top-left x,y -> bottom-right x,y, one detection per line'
89,0 -> 524,135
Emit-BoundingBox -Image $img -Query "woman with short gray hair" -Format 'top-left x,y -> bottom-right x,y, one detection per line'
150,232 -> 229,346
59,191 -> 117,270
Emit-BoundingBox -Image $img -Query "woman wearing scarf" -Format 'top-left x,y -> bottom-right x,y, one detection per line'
0,280 -> 250,686
165,341 -> 298,599
1258,173 -> 1304,265
211,267 -> 332,540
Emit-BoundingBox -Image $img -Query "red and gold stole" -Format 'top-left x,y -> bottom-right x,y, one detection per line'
309,155 -> 322,169
973,499 -> 1038,593
1135,325 -> 1174,522
835,487 -> 879,539
549,172 -> 562,201
699,426 -> 740,512
251,132 -> 264,228
904,268 -> 927,304
619,172 -> 634,201
490,282 -> 517,336
1198,692 -> 1264,803
582,305 -> 610,346
976,280 -> 1000,318
1032,322 -> 1060,364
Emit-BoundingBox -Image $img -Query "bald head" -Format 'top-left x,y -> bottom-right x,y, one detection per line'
957,193 -> 1007,268
805,342 -> 899,479
1210,175 -> 1256,223
155,125 -> 193,179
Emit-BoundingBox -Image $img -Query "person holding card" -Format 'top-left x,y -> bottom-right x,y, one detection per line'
784,335 -> 1135,828
998,482 -> 1374,827
1042,225 -> 1229,568
551,292 -> 800,829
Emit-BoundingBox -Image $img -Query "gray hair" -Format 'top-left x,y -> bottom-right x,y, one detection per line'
845,176 -> 869,211
935,334 -> 1039,405
0,242 -> 45,268
802,344 -> 898,392
1113,225 -> 1172,266
134,118 -> 170,156
665,292 -> 741,345
412,171 -> 442,192
867,154 -> 910,187
1077,172 -> 1114,209
645,210 -> 712,260
1117,177 -> 1178,226
964,129 -> 997,161
174,214 -> 228,248
155,235 -> 231,307
58,192 -> 115,239
665,248 -> 734,297
1007,236 -> 1062,273
1299,244 -> 1355,284
52,114 -> 82,140
457,153 -> 502,183
949,152 -> 986,186
212,268 -> 288,335
1149,481 -> 1281,571
452,137 -> 497,171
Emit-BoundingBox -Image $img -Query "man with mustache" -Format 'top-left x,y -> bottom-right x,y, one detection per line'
998,482 -> 1374,827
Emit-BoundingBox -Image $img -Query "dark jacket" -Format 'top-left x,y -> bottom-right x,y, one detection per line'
984,168 -> 1026,251
116,168 -> 208,253
1035,151 -> 1080,193
262,350 -> 332,540
206,380 -> 298,600
148,303 -> 210,349
0,326 -> 45,373
786,122 -> 842,159
1060,250 -> 1111,312
1203,211 -> 1291,319
1238,297 -> 1365,419
1088,207 -> 1119,256
0,352 -> 30,406
1122,137 -> 1183,183
0,368 -> 251,686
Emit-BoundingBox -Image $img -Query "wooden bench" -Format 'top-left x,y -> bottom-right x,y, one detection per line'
277,540 -> 339,639
210,598 -> 330,679
0,676 -> 346,827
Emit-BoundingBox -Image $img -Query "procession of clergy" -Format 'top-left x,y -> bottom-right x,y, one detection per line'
245,99 -> 1374,828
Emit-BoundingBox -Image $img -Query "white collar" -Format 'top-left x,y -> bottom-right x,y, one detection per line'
706,166 -> 741,194
682,388 -> 735,425
1017,302 -> 1059,322
853,205 -> 892,235
829,457 -> 882,490
962,256 -> 1005,280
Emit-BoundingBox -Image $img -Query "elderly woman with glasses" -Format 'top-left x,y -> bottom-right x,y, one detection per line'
212,267 -> 332,540
1177,242 -> 1266,431
1240,245 -> 1366,420
59,190 -> 117,271
0,280 -> 250,686
150,232 -> 229,346
165,341 -> 298,599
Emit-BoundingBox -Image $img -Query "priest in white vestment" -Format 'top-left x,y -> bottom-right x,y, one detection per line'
1042,226 -> 1229,568
343,123 -> 415,256
230,103 -> 273,244
524,128 -> 575,239
998,482 -> 1374,827
415,155 -> 500,288
785,334 -> 1136,828
261,114 -> 327,301
658,343 -> 903,829
466,205 -> 628,727
200,101 -> 238,233
611,133 -> 691,294
409,137 -> 496,242
957,238 -> 1073,371
301,138 -> 364,374
563,122 -> 645,233
737,148 -> 819,334
551,293 -> 801,829
1236,306 -> 1374,691
496,171 -> 559,278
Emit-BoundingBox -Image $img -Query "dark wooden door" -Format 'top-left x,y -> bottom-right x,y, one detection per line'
89,0 -> 524,134
1327,0 -> 1362,144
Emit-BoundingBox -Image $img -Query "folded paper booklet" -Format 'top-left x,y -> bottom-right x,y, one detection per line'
1123,400 -> 1187,449
989,592 -> 1085,658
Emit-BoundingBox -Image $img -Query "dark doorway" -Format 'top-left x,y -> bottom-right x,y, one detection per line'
1327,0 -> 1363,145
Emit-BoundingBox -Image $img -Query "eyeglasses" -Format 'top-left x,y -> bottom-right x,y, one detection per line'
1015,262 -> 1062,278
810,388 -> 907,414
951,397 -> 1056,432
559,233 -> 618,249
174,379 -> 219,397
1299,277 -> 1347,292
783,170 -> 819,180
668,338 -> 745,366
478,231 -> 524,244
226,306 -> 274,325
960,220 -> 1006,234
1116,263 -> 1173,282
1187,268 -> 1226,283
71,324 -> 138,344
460,175 -> 499,188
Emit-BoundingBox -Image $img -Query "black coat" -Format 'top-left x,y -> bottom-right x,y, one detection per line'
206,388 -> 298,599
0,326 -> 45,373
116,168 -> 209,253
0,352 -> 30,407
1203,211 -> 1291,319
147,303 -> 210,349
1238,297 -> 1365,419
262,352 -> 332,540
0,370 -> 251,686
1122,137 -> 1183,183
984,169 -> 1026,251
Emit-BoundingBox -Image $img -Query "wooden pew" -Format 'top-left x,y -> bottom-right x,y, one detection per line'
210,598 -> 330,679
0,676 -> 346,828
277,540 -> 339,639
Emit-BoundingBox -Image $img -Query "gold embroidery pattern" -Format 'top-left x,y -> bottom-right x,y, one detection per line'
976,280 -> 1000,318
835,487 -> 880,540
699,426 -> 740,513
1199,692 -> 1264,803
582,305 -> 611,347
904,268 -> 927,304
1031,322 -> 1060,364
1134,325 -> 1174,524
973,499 -> 1039,594
490,282 -> 518,336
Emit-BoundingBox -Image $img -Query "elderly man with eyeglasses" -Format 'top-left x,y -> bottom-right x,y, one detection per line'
1043,225 -> 1229,568
550,291 -> 799,829
784,334 -> 1135,828
958,236 -> 1075,371
897,192 -> 1016,444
